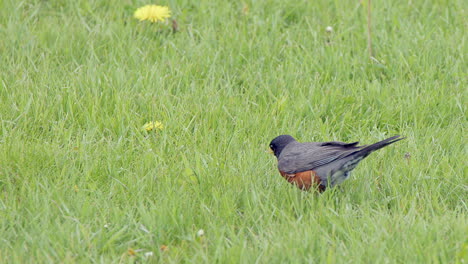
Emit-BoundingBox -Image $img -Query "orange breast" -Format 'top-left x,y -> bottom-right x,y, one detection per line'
279,170 -> 325,192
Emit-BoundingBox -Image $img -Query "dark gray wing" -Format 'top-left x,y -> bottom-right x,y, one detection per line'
277,141 -> 363,174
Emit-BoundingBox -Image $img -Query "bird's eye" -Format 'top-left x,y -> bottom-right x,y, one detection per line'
270,144 -> 273,148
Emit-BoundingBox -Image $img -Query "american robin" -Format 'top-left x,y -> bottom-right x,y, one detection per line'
269,135 -> 405,191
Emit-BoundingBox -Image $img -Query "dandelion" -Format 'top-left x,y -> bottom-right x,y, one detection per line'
160,245 -> 168,252
127,248 -> 136,256
325,26 -> 334,45
143,121 -> 164,132
134,5 -> 171,23
197,229 -> 205,237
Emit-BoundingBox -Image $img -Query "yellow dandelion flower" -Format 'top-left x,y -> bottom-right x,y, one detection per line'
127,248 -> 136,256
160,245 -> 168,252
143,121 -> 164,132
134,5 -> 171,23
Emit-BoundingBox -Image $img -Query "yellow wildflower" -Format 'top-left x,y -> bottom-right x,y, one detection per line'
134,5 -> 171,23
127,248 -> 136,256
143,121 -> 164,132
160,245 -> 168,252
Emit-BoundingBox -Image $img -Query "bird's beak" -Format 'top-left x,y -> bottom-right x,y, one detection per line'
266,149 -> 274,155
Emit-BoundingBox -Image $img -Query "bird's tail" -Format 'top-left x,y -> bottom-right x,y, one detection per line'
350,135 -> 405,159
314,135 -> 405,187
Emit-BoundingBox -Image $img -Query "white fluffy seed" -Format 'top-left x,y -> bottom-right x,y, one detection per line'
197,229 -> 205,237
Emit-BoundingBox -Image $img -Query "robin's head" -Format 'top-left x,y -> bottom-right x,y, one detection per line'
269,135 -> 296,157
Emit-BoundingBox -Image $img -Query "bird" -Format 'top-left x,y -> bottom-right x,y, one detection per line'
269,135 -> 405,192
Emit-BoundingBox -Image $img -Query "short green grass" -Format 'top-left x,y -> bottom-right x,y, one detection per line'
1,0 -> 466,262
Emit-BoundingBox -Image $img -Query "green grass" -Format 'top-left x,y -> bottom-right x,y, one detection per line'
1,0 -> 466,262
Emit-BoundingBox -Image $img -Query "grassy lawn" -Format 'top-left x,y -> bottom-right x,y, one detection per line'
1,0 -> 466,262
